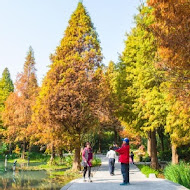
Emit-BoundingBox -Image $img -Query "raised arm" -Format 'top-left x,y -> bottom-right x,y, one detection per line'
115,146 -> 126,154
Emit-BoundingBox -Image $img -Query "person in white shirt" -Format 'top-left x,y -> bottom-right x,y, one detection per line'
106,146 -> 117,175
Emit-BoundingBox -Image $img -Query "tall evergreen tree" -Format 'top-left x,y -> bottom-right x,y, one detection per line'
33,2 -> 103,170
0,68 -> 14,134
2,47 -> 38,158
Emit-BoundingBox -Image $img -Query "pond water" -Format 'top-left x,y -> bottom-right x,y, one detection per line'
0,162 -> 66,190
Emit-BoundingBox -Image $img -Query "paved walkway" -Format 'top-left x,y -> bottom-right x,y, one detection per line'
61,155 -> 188,190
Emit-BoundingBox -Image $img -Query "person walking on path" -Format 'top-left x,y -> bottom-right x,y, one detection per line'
131,151 -> 134,164
106,146 -> 116,175
115,138 -> 130,186
82,142 -> 93,182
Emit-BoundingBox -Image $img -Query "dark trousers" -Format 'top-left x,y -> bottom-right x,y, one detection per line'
83,166 -> 91,178
121,163 -> 129,183
131,156 -> 134,164
109,158 -> 115,174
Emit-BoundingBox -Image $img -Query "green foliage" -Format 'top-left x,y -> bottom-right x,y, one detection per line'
158,150 -> 172,162
28,152 -> 50,162
0,143 -> 8,154
164,162 -> 190,189
64,155 -> 73,167
92,156 -> 101,167
93,131 -> 116,153
142,152 -> 151,162
0,68 -> 14,127
178,145 -> 190,162
116,5 -> 167,134
137,164 -> 159,177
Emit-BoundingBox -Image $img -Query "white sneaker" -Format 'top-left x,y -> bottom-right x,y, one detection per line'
88,178 -> 92,182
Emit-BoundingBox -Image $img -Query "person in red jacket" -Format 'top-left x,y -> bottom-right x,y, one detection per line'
115,138 -> 130,186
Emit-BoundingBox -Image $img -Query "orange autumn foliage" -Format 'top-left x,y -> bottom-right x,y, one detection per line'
148,0 -> 190,86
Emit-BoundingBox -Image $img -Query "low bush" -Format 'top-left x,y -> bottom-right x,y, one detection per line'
92,156 -> 101,167
142,152 -> 151,162
164,162 -> 190,189
64,155 -> 73,167
137,165 -> 159,177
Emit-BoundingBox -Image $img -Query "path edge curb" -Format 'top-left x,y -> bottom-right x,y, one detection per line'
60,178 -> 82,190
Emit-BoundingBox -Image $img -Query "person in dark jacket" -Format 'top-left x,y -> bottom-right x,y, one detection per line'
131,151 -> 134,164
115,138 -> 130,186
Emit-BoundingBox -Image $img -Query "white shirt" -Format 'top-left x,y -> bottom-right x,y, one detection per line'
106,150 -> 116,159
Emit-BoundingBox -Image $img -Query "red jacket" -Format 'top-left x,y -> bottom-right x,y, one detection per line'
115,144 -> 130,164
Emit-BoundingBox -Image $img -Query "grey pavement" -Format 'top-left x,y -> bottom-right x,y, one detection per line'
61,155 -> 188,190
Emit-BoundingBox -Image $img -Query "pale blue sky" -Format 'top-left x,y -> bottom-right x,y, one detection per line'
0,0 -> 141,84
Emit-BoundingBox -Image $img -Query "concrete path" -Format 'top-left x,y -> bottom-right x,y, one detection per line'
61,155 -> 188,190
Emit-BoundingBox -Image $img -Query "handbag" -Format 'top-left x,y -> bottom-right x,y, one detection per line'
81,160 -> 87,167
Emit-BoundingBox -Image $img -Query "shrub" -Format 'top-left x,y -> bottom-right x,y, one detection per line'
30,152 -> 50,162
92,156 -> 101,167
137,165 -> 159,177
64,155 -> 73,167
142,152 -> 151,162
164,162 -> 190,189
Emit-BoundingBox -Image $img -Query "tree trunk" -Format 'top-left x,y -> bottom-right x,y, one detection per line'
50,144 -> 55,164
98,135 -> 102,153
72,144 -> 81,171
172,143 -> 179,164
98,137 -> 102,153
59,149 -> 63,164
147,131 -> 151,157
150,130 -> 159,170
27,144 -> 31,165
21,140 -> 26,159
157,128 -> 165,152
114,127 -> 118,144
9,142 -> 12,154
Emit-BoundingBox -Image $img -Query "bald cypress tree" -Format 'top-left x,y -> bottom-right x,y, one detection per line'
3,47 -> 38,158
33,2 -> 103,169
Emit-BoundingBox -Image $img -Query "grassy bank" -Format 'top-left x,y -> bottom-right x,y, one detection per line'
137,162 -> 190,189
50,169 -> 82,183
164,162 -> 190,189
136,164 -> 164,178
6,154 -> 101,171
